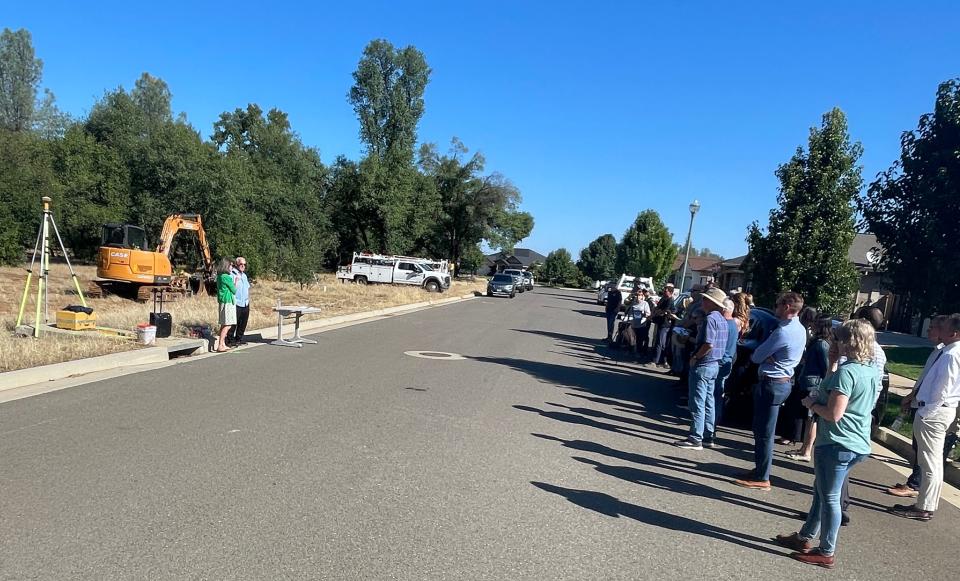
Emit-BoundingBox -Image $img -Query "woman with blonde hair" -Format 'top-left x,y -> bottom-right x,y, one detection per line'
731,292 -> 750,338
775,319 -> 879,569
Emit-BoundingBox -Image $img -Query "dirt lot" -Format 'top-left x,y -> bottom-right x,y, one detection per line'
0,264 -> 485,373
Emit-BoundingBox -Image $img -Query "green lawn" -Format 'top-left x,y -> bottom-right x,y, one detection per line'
880,393 -> 960,461
884,346 -> 933,380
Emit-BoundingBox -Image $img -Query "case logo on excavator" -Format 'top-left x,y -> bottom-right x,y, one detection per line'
110,251 -> 129,258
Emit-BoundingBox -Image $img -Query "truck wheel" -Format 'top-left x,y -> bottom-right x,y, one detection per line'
425,280 -> 440,293
510,292 -> 516,298
356,276 -> 367,285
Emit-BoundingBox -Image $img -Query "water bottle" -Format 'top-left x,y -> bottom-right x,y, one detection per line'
807,386 -> 819,418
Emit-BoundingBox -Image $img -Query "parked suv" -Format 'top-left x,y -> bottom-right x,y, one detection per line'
503,268 -> 533,292
487,274 -> 517,298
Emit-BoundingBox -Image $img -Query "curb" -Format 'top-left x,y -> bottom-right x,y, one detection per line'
874,426 -> 960,488
0,347 -> 170,392
0,292 -> 477,395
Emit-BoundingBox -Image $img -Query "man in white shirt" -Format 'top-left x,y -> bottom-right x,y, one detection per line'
887,315 -> 947,497
890,313 -> 960,521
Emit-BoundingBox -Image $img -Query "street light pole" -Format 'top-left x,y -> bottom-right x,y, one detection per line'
678,199 -> 700,292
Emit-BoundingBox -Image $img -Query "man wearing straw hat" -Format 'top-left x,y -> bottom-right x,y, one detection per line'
675,287 -> 729,450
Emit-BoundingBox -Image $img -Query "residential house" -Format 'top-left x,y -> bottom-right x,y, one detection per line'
483,248 -> 547,275
668,256 -> 721,291
714,255 -> 747,293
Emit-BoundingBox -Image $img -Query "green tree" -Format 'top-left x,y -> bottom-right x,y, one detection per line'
132,72 -> 173,126
747,108 -> 862,314
417,139 -> 532,267
616,210 -> 677,283
541,248 -> 577,286
213,103 -> 334,281
458,243 -> 484,275
0,28 -> 41,132
348,39 -> 432,253
0,129 -> 59,264
860,79 -> 960,324
578,234 -> 618,281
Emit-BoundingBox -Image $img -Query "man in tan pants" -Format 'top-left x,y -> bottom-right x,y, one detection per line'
891,313 -> 960,521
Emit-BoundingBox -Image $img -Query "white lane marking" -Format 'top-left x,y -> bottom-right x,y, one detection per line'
403,351 -> 465,361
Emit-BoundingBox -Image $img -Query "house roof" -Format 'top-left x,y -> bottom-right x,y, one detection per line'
848,233 -> 882,269
718,255 -> 747,268
671,256 -> 722,272
484,248 -> 547,267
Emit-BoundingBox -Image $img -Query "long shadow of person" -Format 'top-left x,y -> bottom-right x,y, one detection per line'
531,481 -> 787,557
572,456 -> 802,520
543,401 -> 688,438
514,405 -> 648,439
531,434 -> 806,520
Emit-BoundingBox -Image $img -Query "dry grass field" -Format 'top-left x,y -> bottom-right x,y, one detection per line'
0,263 -> 486,373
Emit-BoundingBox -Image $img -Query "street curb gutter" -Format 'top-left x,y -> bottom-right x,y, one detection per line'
874,426 -> 960,488
0,292 -> 477,396
0,347 -> 170,392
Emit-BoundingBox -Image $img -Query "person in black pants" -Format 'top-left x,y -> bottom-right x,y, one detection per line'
605,284 -> 623,343
228,257 -> 251,346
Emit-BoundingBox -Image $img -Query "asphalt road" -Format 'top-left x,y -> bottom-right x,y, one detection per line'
1,288 -> 956,580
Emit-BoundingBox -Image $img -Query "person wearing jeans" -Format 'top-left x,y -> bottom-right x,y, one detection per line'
734,292 -> 807,490
652,284 -> 677,366
710,298 -> 740,436
776,319 -> 879,569
891,313 -> 960,521
675,288 -> 728,450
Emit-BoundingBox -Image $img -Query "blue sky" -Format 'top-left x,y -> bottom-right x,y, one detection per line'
7,2 -> 958,259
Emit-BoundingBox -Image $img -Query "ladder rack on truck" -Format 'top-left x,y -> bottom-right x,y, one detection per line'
336,252 -> 451,293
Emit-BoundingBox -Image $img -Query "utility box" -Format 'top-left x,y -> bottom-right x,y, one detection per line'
56,310 -> 97,331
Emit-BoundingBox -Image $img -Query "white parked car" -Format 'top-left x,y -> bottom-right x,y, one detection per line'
597,275 -> 656,306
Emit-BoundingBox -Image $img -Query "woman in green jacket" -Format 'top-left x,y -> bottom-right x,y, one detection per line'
216,258 -> 237,352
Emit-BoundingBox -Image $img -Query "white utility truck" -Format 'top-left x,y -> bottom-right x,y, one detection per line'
336,252 -> 451,292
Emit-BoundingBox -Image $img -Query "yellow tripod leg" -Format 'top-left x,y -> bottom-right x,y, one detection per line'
15,271 -> 33,328
72,275 -> 88,308
34,276 -> 43,338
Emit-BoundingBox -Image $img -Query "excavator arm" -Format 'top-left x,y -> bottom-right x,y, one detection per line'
156,214 -> 214,276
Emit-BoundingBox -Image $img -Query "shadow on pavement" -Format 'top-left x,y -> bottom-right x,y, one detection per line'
531,481 -> 786,557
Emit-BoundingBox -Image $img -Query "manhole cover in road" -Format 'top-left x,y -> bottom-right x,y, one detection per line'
404,351 -> 465,360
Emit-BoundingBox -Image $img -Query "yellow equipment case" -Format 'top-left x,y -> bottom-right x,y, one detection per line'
56,309 -> 97,331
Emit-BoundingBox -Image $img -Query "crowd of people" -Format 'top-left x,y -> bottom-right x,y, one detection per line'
602,281 -> 960,569
214,256 -> 251,352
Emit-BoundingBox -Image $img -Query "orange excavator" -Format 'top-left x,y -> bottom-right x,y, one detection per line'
90,214 -> 216,301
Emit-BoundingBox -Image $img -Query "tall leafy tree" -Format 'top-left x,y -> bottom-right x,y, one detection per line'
860,79 -> 960,323
541,248 -> 577,286
347,39 -> 432,253
213,104 -> 334,279
578,234 -> 617,281
417,138 -> 533,266
747,108 -> 862,314
0,28 -> 41,132
132,72 -> 173,126
616,210 -> 677,283
0,129 -> 59,263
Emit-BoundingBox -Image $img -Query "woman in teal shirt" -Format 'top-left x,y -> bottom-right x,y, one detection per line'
215,258 -> 237,352
775,319 -> 879,569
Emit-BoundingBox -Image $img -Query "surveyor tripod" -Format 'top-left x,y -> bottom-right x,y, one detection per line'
15,196 -> 87,337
